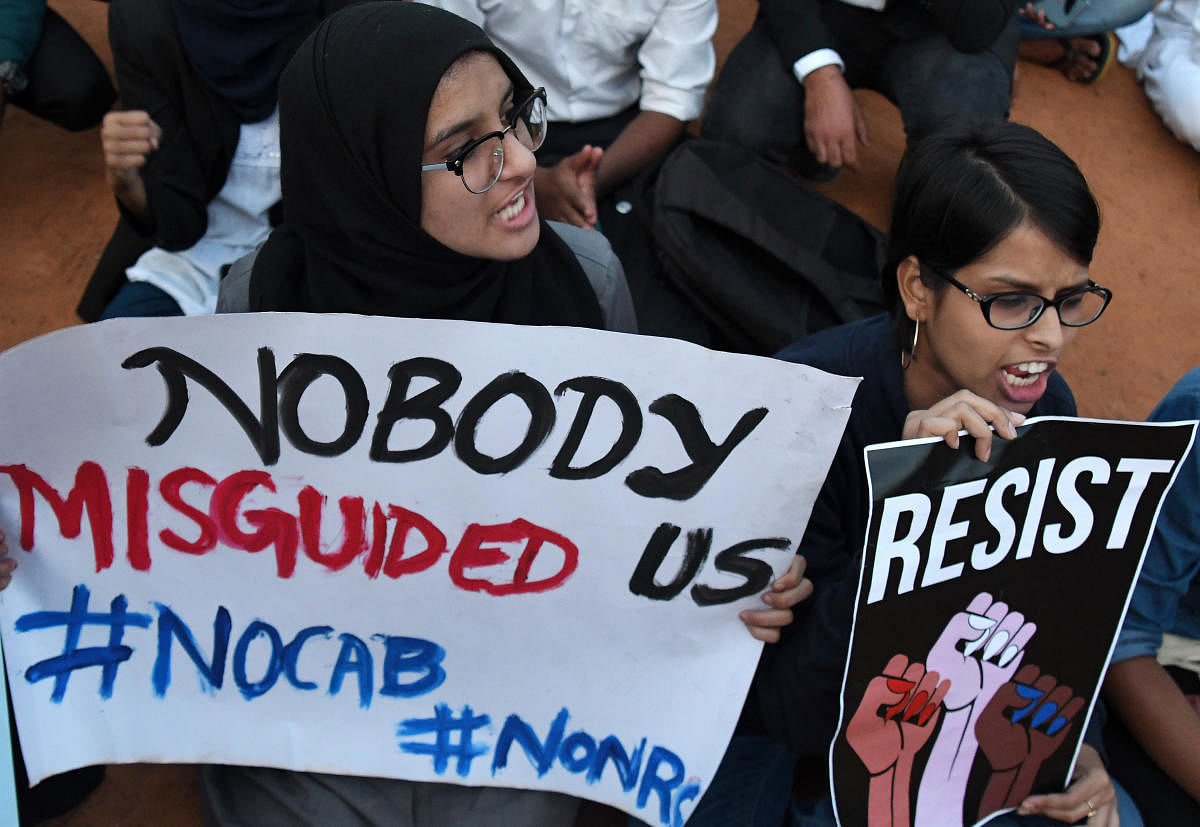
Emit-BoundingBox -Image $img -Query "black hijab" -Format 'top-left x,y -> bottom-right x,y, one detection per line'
172,0 -> 321,123
249,2 -> 604,329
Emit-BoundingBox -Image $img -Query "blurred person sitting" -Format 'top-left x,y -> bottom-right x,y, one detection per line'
1016,0 -> 1154,84
701,0 -> 1022,182
0,0 -> 115,132
77,0 -> 352,321
1103,367 -> 1200,824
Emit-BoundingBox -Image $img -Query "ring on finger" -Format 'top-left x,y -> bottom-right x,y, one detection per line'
1086,798 -> 1097,818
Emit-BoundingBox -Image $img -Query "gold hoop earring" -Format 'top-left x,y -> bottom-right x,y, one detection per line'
901,320 -> 919,370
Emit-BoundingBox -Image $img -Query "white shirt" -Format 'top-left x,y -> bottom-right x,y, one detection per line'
422,0 -> 717,123
126,109 -> 281,316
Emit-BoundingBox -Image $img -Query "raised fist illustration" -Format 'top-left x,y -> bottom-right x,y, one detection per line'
926,591 -> 1036,713
975,663 -> 1085,816
847,654 -> 950,826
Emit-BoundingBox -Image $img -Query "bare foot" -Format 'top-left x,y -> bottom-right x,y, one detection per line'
1019,37 -> 1102,82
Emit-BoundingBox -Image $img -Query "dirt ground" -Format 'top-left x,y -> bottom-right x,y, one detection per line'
0,1 -> 1197,824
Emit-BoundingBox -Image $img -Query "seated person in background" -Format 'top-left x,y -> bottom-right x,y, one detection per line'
1103,367 -> 1200,824
1115,1 -> 1200,152
0,0 -> 115,132
1016,0 -> 1153,84
702,0 -> 1021,181
421,0 -> 716,229
82,0 -> 349,321
762,120 -> 1137,825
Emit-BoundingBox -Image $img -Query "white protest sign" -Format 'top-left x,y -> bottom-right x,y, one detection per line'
0,314 -> 857,824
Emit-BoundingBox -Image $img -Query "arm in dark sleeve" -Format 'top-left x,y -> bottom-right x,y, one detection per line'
754,571 -> 857,756
922,0 -> 1022,52
757,0 -> 835,67
752,437 -> 863,757
107,0 -> 211,249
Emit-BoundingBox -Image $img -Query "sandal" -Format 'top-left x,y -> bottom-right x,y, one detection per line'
1050,31 -> 1117,85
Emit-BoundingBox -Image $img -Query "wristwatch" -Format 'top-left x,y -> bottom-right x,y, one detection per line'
0,60 -> 29,96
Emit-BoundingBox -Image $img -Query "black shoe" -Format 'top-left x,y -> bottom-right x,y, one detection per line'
788,148 -> 841,184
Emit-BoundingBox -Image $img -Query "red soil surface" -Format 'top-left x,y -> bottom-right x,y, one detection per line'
0,1 -> 1196,824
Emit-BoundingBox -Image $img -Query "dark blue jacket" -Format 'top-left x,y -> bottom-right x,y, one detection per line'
751,313 -> 1076,757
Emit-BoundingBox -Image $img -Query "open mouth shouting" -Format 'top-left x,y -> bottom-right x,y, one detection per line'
1000,360 -> 1052,405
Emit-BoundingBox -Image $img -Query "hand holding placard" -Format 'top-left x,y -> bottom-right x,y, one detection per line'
836,418 -> 1196,827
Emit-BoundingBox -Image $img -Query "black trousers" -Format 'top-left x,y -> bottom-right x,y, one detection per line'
537,104 -> 639,167
702,10 -> 1020,166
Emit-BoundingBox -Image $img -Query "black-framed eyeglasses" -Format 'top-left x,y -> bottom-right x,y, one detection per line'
929,266 -> 1112,330
420,88 -> 548,194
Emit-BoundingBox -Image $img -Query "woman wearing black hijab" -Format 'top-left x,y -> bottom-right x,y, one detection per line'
77,0 -> 354,321
202,4 -> 626,823
203,4 -> 805,823
233,1 -> 628,331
